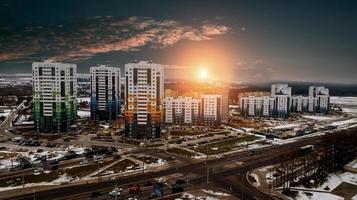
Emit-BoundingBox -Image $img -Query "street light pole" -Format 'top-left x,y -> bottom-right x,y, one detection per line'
142,156 -> 145,173
33,186 -> 36,200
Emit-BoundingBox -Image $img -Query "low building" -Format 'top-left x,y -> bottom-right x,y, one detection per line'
239,84 -> 330,118
240,96 -> 275,117
164,94 -> 222,126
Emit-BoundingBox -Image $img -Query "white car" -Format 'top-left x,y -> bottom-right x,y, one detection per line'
79,160 -> 88,165
34,167 -> 44,173
109,187 -> 123,196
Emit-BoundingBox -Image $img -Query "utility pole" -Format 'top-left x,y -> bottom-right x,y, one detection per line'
206,167 -> 209,184
22,173 -> 25,191
206,144 -> 209,185
142,156 -> 145,173
33,186 -> 36,200
241,174 -> 244,200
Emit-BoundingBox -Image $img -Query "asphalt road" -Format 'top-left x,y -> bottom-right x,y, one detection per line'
7,135 -> 320,200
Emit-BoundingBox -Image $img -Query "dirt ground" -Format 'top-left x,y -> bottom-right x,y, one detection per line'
331,182 -> 357,199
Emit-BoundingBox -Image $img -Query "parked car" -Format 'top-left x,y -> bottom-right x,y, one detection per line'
129,184 -> 141,194
79,159 -> 89,165
91,191 -> 102,197
109,187 -> 123,196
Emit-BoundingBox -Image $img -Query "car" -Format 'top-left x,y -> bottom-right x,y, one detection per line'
129,184 -> 141,194
34,167 -> 44,174
109,187 -> 123,196
155,177 -> 166,183
175,179 -> 186,185
79,160 -> 89,165
144,181 -> 153,186
91,191 -> 102,197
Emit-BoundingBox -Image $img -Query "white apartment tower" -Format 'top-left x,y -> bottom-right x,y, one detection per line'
90,65 -> 121,121
125,61 -> 164,139
271,84 -> 292,118
309,86 -> 329,113
202,94 -> 222,126
32,60 -> 77,133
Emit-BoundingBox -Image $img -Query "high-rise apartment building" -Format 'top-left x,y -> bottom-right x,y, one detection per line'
90,65 -> 121,121
309,86 -> 329,113
32,60 -> 77,133
271,84 -> 292,118
125,61 -> 164,139
202,94 -> 222,126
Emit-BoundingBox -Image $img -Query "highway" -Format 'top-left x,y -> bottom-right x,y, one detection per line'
7,135 -> 321,200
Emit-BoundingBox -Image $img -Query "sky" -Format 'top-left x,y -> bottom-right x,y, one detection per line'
0,0 -> 356,83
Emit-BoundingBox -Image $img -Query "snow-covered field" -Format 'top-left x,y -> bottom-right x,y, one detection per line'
341,107 -> 357,114
292,171 -> 357,200
301,115 -> 338,121
77,97 -> 90,103
0,109 -> 12,118
331,97 -> 357,106
295,191 -> 343,200
331,118 -> 357,126
331,96 -> 357,114
77,110 -> 90,118
272,123 -> 301,130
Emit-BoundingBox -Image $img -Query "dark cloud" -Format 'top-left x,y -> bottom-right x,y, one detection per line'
0,16 -> 230,62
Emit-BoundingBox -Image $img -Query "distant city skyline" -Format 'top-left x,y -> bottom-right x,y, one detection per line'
1,0 -> 357,83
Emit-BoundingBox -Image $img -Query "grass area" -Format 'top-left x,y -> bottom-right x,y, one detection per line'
121,139 -> 142,145
145,143 -> 165,147
22,132 -> 63,140
230,118 -> 270,129
130,155 -> 160,164
190,135 -> 260,155
65,159 -> 114,178
332,182 -> 357,199
170,130 -> 206,136
106,159 -> 139,173
0,170 -> 60,187
166,147 -> 197,158
0,160 -> 117,187
0,152 -> 17,160
212,131 -> 231,135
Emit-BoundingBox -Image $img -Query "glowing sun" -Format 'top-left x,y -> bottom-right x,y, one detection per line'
199,68 -> 208,80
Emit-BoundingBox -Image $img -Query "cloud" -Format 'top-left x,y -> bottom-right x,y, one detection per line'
252,59 -> 263,64
202,24 -> 229,36
0,16 -> 230,62
252,73 -> 263,78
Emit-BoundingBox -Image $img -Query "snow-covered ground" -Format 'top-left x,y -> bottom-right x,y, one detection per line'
292,171 -> 357,200
272,123 -> 302,130
295,191 -> 343,200
248,173 -> 261,187
331,118 -> 357,126
331,97 -> 357,106
77,110 -> 90,118
77,97 -> 90,103
301,115 -> 338,121
320,172 -> 356,190
201,189 -> 230,197
0,109 -> 12,118
341,107 -> 357,114
331,96 -> 357,114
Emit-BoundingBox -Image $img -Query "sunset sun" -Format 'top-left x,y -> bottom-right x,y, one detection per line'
199,68 -> 208,80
